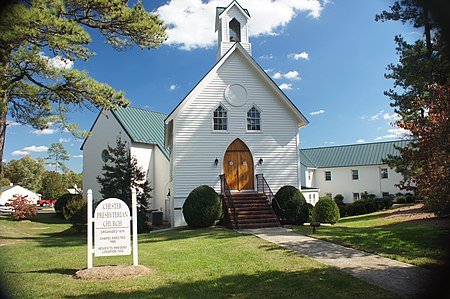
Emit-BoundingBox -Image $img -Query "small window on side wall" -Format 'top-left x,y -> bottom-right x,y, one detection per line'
325,171 -> 331,181
213,104 -> 228,131
380,168 -> 388,179
352,169 -> 359,180
353,193 -> 360,201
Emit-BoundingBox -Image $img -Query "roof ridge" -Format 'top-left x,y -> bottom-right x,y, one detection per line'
301,139 -> 412,151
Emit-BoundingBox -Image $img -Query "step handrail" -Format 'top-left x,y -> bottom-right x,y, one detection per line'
220,174 -> 238,230
256,174 -> 284,212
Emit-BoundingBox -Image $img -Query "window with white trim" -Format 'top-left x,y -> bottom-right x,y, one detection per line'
380,168 -> 388,179
382,192 -> 390,198
213,105 -> 228,131
353,193 -> 360,201
325,171 -> 332,181
247,106 -> 261,131
351,169 -> 359,180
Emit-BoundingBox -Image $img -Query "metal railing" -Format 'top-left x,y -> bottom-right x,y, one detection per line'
256,174 -> 284,212
220,174 -> 238,230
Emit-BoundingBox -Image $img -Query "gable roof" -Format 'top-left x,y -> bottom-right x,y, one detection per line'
82,107 -> 169,159
300,140 -> 410,168
165,42 -> 309,128
215,1 -> 251,31
0,185 -> 14,194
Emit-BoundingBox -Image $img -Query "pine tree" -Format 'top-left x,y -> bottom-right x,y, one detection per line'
97,136 -> 152,232
46,143 -> 70,172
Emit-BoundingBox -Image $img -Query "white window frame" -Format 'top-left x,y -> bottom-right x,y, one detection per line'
351,169 -> 359,180
325,171 -> 332,181
212,104 -> 229,132
246,105 -> 262,132
353,193 -> 360,201
380,168 -> 388,179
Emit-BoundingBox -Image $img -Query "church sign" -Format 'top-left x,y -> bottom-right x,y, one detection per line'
87,189 -> 139,268
94,198 -> 131,256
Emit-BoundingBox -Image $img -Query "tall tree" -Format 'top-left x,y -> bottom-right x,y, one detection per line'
4,155 -> 45,191
46,142 -> 69,172
39,170 -> 66,199
97,136 -> 152,232
376,1 -> 450,214
0,0 -> 167,172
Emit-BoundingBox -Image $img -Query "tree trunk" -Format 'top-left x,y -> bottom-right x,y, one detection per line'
0,95 -> 7,174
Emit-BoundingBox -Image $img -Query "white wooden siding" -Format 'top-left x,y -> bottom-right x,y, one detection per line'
172,50 -> 300,206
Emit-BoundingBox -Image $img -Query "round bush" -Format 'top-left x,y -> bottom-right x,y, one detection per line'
333,194 -> 344,205
382,197 -> 394,209
63,198 -> 87,233
337,203 -> 347,218
396,195 -> 406,204
273,186 -> 308,224
312,196 -> 340,224
347,201 -> 367,216
55,193 -> 82,214
183,185 -> 222,228
364,199 -> 377,213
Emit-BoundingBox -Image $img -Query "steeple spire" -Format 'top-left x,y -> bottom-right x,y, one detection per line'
215,1 -> 251,61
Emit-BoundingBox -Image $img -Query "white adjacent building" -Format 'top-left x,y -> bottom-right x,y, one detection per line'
0,184 -> 41,206
300,140 -> 408,203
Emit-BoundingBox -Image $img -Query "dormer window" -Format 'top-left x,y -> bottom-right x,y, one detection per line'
213,104 -> 228,131
229,18 -> 241,42
247,106 -> 261,131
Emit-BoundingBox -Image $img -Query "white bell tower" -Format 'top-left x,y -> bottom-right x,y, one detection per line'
215,1 -> 251,61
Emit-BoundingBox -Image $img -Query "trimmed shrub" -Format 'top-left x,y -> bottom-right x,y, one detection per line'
396,195 -> 406,204
382,197 -> 394,209
306,203 -> 314,222
405,193 -> 415,203
333,194 -> 344,205
63,198 -> 87,232
337,203 -> 347,217
6,194 -> 37,221
273,186 -> 309,224
55,193 -> 82,214
312,196 -> 340,224
364,199 -> 378,213
347,201 -> 368,216
183,185 -> 222,228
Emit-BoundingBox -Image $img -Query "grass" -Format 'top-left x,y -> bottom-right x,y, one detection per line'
0,213 -> 399,299
290,206 -> 450,271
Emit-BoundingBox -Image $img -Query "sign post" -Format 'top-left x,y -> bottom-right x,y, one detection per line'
86,188 -> 138,269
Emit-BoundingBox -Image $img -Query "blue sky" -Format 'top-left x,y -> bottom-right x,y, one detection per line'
5,0 -> 417,173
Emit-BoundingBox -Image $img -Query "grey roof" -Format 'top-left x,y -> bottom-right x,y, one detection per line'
112,107 -> 169,158
300,140 -> 410,168
0,186 -> 14,194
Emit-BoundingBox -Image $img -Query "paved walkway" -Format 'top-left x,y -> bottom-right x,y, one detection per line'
241,227 -> 432,298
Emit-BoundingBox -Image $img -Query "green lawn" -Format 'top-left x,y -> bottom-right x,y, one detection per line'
0,213 -> 399,299
290,206 -> 450,271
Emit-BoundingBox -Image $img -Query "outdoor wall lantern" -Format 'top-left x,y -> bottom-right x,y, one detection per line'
258,158 -> 263,165
214,158 -> 219,166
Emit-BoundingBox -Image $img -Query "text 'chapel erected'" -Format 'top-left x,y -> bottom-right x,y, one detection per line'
94,198 -> 131,256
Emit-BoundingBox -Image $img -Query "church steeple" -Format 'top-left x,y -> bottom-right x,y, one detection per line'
215,1 -> 251,61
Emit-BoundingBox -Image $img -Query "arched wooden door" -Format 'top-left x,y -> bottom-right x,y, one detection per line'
223,139 -> 254,191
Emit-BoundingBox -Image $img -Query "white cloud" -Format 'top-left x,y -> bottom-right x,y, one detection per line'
12,150 -> 28,156
32,128 -> 57,135
23,145 -> 48,152
364,110 -> 399,121
309,109 -> 325,116
288,51 -> 309,60
356,139 -> 366,143
264,68 -> 273,73
259,54 -> 273,59
6,121 -> 20,126
72,154 -> 83,158
156,0 -> 323,50
40,53 -> 74,69
59,137 -> 71,143
279,83 -> 292,90
283,70 -> 301,80
169,84 -> 177,91
324,141 -> 335,145
272,72 -> 282,79
374,127 -> 411,141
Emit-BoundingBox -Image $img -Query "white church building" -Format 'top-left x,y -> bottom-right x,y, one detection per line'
82,1 -> 406,228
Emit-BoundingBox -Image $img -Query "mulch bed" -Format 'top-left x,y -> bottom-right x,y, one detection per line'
74,265 -> 152,280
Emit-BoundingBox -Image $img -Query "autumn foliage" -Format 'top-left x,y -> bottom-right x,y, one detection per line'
394,84 -> 450,215
6,194 -> 37,221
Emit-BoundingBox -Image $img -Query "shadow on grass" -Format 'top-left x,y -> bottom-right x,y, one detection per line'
7,268 -> 78,276
0,227 -> 85,248
62,268 -> 401,299
32,212 -> 68,225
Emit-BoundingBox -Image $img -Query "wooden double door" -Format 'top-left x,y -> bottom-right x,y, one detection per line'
223,139 -> 254,191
